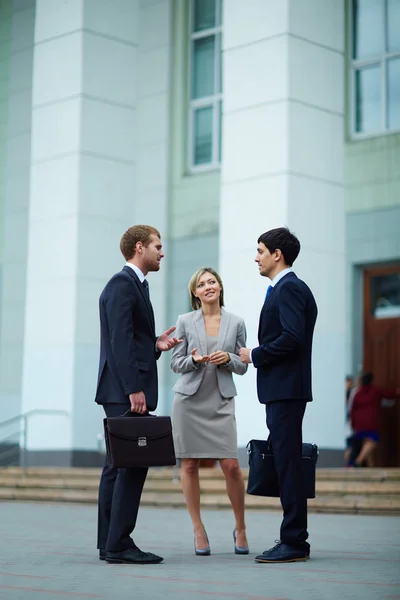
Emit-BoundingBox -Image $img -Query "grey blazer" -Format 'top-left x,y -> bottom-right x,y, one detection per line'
170,308 -> 248,398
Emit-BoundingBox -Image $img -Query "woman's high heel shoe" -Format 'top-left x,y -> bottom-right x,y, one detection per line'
233,529 -> 249,555
194,530 -> 210,556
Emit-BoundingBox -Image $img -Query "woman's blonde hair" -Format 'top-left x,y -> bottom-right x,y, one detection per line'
188,267 -> 225,311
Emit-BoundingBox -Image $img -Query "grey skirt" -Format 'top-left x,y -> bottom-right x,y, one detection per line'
172,336 -> 238,459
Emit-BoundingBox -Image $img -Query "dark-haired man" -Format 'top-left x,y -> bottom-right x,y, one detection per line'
95,225 -> 181,565
240,227 -> 318,563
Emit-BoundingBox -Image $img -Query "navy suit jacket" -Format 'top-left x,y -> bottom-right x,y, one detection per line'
94,266 -> 160,410
252,272 -> 318,404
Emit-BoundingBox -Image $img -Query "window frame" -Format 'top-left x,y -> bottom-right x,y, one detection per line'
188,0 -> 223,173
350,0 -> 400,140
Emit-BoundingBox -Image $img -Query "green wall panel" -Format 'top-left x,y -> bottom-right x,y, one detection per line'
344,1 -> 400,214
169,0 -> 220,240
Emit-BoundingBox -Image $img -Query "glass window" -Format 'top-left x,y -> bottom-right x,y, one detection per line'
192,36 -> 215,99
194,107 -> 213,164
388,58 -> 400,129
353,0 -> 384,59
351,0 -> 400,136
193,0 -> 215,32
355,65 -> 381,132
218,99 -> 222,162
189,0 -> 222,170
388,0 -> 400,53
371,273 -> 400,319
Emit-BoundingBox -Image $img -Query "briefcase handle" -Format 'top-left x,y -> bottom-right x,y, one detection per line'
246,437 -> 272,455
118,408 -> 156,418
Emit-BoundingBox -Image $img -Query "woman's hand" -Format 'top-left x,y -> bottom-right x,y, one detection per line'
209,351 -> 230,365
191,348 -> 209,363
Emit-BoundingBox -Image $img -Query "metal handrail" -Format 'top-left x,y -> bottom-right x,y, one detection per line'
0,430 -> 21,444
0,409 -> 69,472
0,409 -> 68,430
0,444 -> 20,463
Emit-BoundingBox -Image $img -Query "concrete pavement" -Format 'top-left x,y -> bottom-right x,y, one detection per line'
0,502 -> 399,599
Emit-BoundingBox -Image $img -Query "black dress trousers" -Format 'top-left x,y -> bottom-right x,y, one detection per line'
265,399 -> 308,546
97,404 -> 148,552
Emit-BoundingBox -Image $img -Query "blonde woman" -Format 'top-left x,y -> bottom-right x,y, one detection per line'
171,267 -> 249,556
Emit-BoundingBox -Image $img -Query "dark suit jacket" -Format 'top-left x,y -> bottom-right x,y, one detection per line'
252,272 -> 318,404
94,266 -> 160,410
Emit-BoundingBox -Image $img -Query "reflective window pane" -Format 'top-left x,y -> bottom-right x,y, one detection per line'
218,100 -> 222,161
192,36 -> 215,99
388,58 -> 400,130
388,0 -> 400,52
194,106 -> 213,165
218,33 -> 222,93
353,0 -> 384,59
355,64 -> 381,132
193,0 -> 215,32
371,273 -> 400,319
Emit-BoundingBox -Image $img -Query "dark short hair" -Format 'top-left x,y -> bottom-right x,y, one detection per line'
257,227 -> 300,266
361,372 -> 373,386
120,225 -> 161,260
346,375 -> 353,382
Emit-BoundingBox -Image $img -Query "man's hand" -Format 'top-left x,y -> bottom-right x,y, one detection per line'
239,348 -> 252,364
209,351 -> 230,365
156,326 -> 183,352
191,348 -> 209,363
129,391 -> 147,414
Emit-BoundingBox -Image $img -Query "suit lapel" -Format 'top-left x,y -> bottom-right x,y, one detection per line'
258,272 -> 297,339
259,286 -> 275,327
261,288 -> 275,312
260,272 -> 297,315
123,266 -> 155,332
217,308 -> 230,350
193,309 -> 208,356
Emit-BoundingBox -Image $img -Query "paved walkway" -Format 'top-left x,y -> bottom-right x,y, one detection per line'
0,502 -> 399,600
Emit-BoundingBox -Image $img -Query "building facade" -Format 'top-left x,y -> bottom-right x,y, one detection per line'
0,0 -> 399,466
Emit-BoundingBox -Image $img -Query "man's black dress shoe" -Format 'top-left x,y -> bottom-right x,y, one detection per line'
255,541 -> 309,563
99,549 -> 106,561
105,547 -> 163,565
303,541 -> 310,559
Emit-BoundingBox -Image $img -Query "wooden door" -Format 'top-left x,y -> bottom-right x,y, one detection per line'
363,264 -> 400,467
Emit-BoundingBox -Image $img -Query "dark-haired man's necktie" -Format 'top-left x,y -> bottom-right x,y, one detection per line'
142,279 -> 150,300
265,285 -> 273,302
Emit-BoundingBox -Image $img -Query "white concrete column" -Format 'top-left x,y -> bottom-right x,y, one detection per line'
0,0 -> 35,425
21,0 -> 139,455
135,0 -> 172,414
220,0 -> 346,450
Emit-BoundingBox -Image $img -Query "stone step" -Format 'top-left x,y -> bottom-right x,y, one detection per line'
0,475 -> 399,496
1,467 -> 399,515
2,466 -> 400,481
0,487 -> 399,515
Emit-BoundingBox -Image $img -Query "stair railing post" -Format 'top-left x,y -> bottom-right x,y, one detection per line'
21,414 -> 28,477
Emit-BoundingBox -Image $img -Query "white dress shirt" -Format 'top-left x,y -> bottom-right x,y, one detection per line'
268,267 -> 292,288
249,268 -> 293,363
125,262 -> 158,350
125,262 -> 145,283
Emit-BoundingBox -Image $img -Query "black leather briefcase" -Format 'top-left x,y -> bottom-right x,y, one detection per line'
104,414 -> 176,468
246,439 -> 319,499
